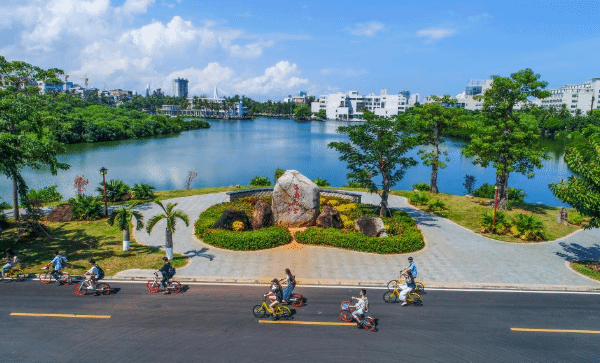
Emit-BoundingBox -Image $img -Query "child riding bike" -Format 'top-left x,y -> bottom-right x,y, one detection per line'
349,289 -> 369,327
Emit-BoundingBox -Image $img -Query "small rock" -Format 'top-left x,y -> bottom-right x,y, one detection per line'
316,206 -> 342,229
354,217 -> 387,237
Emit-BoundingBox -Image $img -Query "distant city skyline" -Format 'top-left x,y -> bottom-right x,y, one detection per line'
2,0 -> 600,100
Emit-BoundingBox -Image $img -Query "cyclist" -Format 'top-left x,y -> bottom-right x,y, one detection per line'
46,251 -> 67,285
279,268 -> 296,304
406,256 -> 417,279
158,257 -> 173,294
398,267 -> 416,306
2,248 -> 18,280
266,278 -> 283,317
83,258 -> 102,292
349,289 -> 369,327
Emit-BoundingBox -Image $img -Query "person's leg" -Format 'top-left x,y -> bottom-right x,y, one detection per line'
161,274 -> 170,294
2,263 -> 11,277
400,286 -> 413,306
51,270 -> 62,283
283,284 -> 293,301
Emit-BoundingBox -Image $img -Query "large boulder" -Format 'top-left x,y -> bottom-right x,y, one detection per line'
354,217 -> 388,237
272,170 -> 320,227
251,200 -> 273,230
316,206 -> 342,229
213,209 -> 251,230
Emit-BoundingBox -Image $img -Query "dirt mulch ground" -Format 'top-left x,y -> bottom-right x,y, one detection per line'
45,204 -> 72,222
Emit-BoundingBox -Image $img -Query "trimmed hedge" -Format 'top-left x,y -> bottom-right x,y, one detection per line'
194,198 -> 291,251
295,211 -> 424,254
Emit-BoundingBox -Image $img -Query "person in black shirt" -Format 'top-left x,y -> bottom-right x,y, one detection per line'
159,257 -> 173,294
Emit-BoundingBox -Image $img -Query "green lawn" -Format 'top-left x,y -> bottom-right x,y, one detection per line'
571,261 -> 600,282
0,219 -> 186,276
392,190 -> 581,243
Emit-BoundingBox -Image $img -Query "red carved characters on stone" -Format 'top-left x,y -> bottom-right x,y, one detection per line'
288,184 -> 303,215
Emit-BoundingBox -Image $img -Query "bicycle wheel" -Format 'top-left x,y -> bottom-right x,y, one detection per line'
414,281 -> 425,294
290,293 -> 303,307
169,281 -> 182,294
146,280 -> 160,293
409,292 -> 422,306
363,318 -> 376,332
73,281 -> 87,296
253,305 -> 266,318
61,274 -> 73,285
15,271 -> 26,282
278,306 -> 292,319
39,272 -> 53,284
97,283 -> 111,295
339,310 -> 353,322
383,291 -> 398,303
387,279 -> 399,290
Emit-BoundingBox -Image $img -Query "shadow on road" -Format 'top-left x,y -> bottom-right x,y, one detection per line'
184,248 -> 214,261
401,208 -> 440,228
556,242 -> 600,261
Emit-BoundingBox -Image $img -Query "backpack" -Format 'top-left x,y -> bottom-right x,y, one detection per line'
96,265 -> 105,280
363,297 -> 370,313
168,265 -> 176,278
61,256 -> 68,266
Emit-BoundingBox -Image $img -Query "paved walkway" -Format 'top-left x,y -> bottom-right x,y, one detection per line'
119,192 -> 600,290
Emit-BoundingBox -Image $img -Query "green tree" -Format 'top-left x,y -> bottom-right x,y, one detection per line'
145,201 -> 189,259
0,56 -> 69,220
107,204 -> 144,251
406,95 -> 463,193
462,69 -> 550,209
550,125 -> 600,228
328,112 -> 418,216
293,104 -> 312,120
315,109 -> 327,120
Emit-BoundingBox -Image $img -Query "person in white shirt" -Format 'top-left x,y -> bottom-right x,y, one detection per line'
350,289 -> 369,326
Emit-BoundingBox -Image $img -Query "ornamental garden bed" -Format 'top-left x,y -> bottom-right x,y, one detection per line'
194,196 -> 424,254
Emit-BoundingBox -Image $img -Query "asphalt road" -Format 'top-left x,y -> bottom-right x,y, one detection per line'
1,281 -> 599,363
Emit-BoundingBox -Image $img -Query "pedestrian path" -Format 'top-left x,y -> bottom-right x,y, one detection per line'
121,192 -> 600,290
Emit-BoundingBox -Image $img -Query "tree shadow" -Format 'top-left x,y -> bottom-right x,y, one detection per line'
183,248 -> 215,261
555,242 -> 600,262
518,202 -> 557,215
399,208 -> 440,228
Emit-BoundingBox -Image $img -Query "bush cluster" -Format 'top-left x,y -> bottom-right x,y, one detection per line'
69,195 -> 104,220
194,198 -> 291,250
250,176 -> 270,186
412,182 -> 430,192
473,183 -> 527,203
27,185 -> 63,204
479,211 -> 545,241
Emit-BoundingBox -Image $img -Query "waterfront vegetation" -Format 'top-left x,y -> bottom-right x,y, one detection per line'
571,261 -> 600,282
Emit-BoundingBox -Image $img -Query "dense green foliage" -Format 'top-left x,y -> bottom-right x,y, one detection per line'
69,195 -> 104,220
315,109 -> 327,120
313,178 -> 330,187
273,167 -> 285,183
249,176 -> 271,186
472,183 -> 527,202
412,182 -> 430,192
293,104 -> 312,120
96,179 -> 130,202
131,183 -> 156,200
294,211 -> 424,254
550,125 -> 600,228
194,198 -> 291,250
26,185 -> 62,203
479,210 -> 510,234
510,213 -> 545,241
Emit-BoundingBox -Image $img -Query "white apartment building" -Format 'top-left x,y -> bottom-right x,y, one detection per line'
534,78 -> 600,114
424,79 -> 493,111
311,89 -> 410,120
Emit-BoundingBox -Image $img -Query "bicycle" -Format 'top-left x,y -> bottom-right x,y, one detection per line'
383,287 -> 423,306
2,265 -> 26,282
39,267 -> 72,285
253,294 -> 292,319
73,277 -> 110,296
387,278 -> 425,294
146,272 -> 182,294
339,299 -> 377,331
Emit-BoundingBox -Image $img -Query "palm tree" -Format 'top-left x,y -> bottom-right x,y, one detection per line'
145,201 -> 189,259
107,204 -> 144,251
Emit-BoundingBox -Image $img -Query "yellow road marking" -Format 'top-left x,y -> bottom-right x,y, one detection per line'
259,320 -> 355,326
11,313 -> 110,319
511,328 -> 600,334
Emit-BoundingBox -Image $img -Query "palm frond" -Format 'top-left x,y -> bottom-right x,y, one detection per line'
146,214 -> 165,234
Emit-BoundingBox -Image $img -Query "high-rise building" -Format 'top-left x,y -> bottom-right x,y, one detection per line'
172,78 -> 189,98
534,78 -> 600,113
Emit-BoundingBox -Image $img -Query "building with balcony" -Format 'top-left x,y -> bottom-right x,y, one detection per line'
533,78 -> 600,114
310,89 -> 411,120
172,78 -> 189,98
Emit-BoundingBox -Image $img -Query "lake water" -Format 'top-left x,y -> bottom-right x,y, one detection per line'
0,117 -> 572,206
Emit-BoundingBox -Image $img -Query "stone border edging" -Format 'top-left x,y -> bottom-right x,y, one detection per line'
225,188 -> 361,203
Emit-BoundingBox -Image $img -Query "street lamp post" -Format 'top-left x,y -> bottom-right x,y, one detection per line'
100,167 -> 108,216
492,184 -> 499,233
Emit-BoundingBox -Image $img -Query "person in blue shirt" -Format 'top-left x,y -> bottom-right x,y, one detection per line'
83,258 -> 101,292
398,257 -> 417,306
407,256 -> 417,279
46,251 -> 67,285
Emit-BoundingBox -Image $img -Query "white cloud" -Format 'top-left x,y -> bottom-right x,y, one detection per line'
167,63 -> 235,95
235,61 -> 309,95
344,21 -> 385,37
230,40 -> 274,58
416,27 -> 456,42
119,0 -> 156,15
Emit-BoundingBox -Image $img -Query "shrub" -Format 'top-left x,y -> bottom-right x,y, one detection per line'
412,182 -> 430,192
195,201 -> 290,250
479,210 -> 510,234
69,195 -> 104,220
27,185 -> 63,203
96,179 -> 130,202
0,201 -> 11,211
463,174 -> 476,195
232,221 -> 245,231
132,183 -> 156,200
250,176 -> 270,186
274,167 -> 285,183
568,211 -> 584,225
335,203 -> 357,216
427,199 -> 448,212
313,178 -> 330,187
340,215 -> 354,229
508,188 -> 527,203
409,192 -> 430,206
345,181 -> 362,188
473,183 -> 527,202
510,213 -> 545,241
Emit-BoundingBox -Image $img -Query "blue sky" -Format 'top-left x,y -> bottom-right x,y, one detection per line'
1,0 -> 600,100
